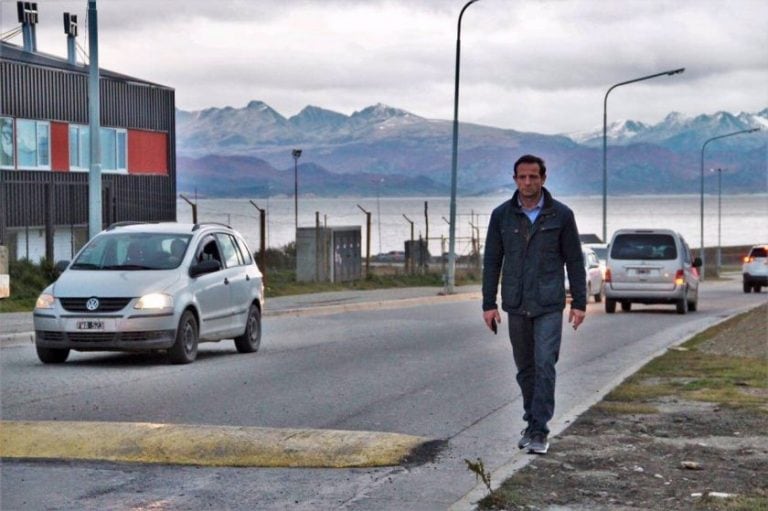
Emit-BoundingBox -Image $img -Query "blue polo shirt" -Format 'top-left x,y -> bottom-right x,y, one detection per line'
519,194 -> 544,223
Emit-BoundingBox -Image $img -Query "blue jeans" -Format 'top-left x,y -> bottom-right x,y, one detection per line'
507,311 -> 563,435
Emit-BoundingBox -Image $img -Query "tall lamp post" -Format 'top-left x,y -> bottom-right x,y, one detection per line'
292,149 -> 302,233
602,68 -> 685,242
699,127 -> 759,279
713,168 -> 722,276
447,0 -> 480,294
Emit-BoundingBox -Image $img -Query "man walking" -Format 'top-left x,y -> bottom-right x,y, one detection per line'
482,154 -> 586,455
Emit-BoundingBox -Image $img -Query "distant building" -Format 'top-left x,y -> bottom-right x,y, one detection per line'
0,6 -> 176,262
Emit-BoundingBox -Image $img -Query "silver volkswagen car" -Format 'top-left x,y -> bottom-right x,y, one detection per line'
34,222 -> 264,364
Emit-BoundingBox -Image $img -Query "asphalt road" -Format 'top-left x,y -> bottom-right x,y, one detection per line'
1,278 -> 765,510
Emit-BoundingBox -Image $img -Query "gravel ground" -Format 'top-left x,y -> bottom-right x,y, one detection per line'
481,303 -> 768,511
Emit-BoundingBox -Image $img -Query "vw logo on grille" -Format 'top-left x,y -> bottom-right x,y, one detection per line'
86,298 -> 100,311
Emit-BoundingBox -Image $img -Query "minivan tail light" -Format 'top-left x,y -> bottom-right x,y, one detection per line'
744,256 -> 753,263
604,268 -> 612,283
674,270 -> 685,286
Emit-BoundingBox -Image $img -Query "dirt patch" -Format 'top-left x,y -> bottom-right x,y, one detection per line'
481,303 -> 768,511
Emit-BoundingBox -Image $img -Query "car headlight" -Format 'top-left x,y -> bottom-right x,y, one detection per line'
134,293 -> 173,310
35,293 -> 55,309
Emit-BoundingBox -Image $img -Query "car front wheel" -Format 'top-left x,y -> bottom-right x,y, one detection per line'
169,310 -> 198,364
36,346 -> 70,364
234,304 -> 262,353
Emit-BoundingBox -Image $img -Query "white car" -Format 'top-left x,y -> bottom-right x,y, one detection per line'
584,242 -> 608,279
34,222 -> 264,364
566,246 -> 604,303
742,245 -> 767,293
604,229 -> 701,314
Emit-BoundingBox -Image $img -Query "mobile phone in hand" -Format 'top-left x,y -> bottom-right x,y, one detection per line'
491,318 -> 497,334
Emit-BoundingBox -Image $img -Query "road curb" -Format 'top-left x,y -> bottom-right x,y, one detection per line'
0,420 -> 433,468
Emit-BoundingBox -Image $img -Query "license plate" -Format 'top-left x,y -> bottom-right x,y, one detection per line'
636,269 -> 650,275
77,320 -> 104,330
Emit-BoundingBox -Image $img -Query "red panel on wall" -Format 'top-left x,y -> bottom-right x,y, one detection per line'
128,130 -> 168,175
50,121 -> 69,172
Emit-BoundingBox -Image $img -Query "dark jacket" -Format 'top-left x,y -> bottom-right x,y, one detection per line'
482,187 -> 586,316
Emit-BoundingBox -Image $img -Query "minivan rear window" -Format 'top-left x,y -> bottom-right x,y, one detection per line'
749,247 -> 767,258
610,234 -> 677,260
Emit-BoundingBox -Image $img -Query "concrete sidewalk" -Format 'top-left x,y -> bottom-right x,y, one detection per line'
0,285 -> 482,348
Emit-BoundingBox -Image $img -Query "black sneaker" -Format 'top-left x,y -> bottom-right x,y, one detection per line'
527,433 -> 549,454
517,426 -> 533,449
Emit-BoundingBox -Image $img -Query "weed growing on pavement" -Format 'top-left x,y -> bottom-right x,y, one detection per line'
465,457 -> 492,493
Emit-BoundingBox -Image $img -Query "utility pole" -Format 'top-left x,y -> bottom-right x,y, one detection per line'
357,205 -> 372,278
249,200 -> 267,284
403,214 -> 414,274
180,194 -> 197,223
424,201 -> 429,271
87,0 -> 102,238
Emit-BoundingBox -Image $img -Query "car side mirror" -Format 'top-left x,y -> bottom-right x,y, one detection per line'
692,257 -> 702,268
189,259 -> 221,278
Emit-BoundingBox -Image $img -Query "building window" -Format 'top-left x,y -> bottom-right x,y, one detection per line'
1,117 -> 13,169
69,125 -> 127,173
69,125 -> 89,170
16,119 -> 50,170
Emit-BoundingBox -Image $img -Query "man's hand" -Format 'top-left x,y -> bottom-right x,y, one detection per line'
483,309 -> 501,332
568,308 -> 586,330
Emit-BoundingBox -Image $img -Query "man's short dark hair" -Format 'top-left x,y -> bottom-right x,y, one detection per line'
514,154 -> 546,177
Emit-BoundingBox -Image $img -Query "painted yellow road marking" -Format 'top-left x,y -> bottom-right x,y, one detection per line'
0,420 -> 431,468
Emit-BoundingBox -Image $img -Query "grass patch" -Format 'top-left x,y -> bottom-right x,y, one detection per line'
696,494 -> 768,510
0,259 -> 57,313
593,401 -> 659,415
602,306 -> 768,411
478,471 -> 535,510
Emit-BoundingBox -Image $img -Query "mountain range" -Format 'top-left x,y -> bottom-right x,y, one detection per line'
175,102 -> 767,197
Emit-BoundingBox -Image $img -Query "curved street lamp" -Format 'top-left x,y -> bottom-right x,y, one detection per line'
447,0 -> 481,294
602,68 -> 685,242
699,127 -> 760,279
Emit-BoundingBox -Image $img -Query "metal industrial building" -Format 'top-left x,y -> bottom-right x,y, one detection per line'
1,5 -> 176,263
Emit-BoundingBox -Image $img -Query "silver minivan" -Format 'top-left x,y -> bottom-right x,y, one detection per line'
604,229 -> 701,314
33,222 -> 264,364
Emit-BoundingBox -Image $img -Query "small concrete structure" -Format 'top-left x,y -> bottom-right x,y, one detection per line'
296,226 -> 361,283
0,245 -> 9,298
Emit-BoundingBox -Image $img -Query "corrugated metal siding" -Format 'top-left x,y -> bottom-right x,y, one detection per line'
0,61 -> 172,130
3,172 -> 175,228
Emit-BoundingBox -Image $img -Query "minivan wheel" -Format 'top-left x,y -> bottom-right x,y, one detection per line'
169,311 -> 198,364
621,301 -> 632,312
234,304 -> 261,354
36,346 -> 70,364
605,299 -> 616,314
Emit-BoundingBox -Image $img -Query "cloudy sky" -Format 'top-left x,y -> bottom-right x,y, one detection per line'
3,0 -> 766,134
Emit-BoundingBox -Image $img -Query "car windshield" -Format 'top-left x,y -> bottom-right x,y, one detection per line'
70,232 -> 192,270
610,234 -> 677,260
749,247 -> 767,258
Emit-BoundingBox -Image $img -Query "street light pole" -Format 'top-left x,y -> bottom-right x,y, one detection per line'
602,68 -> 685,242
447,0 -> 480,294
699,128 -> 760,279
292,149 -> 302,233
716,168 -> 722,276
